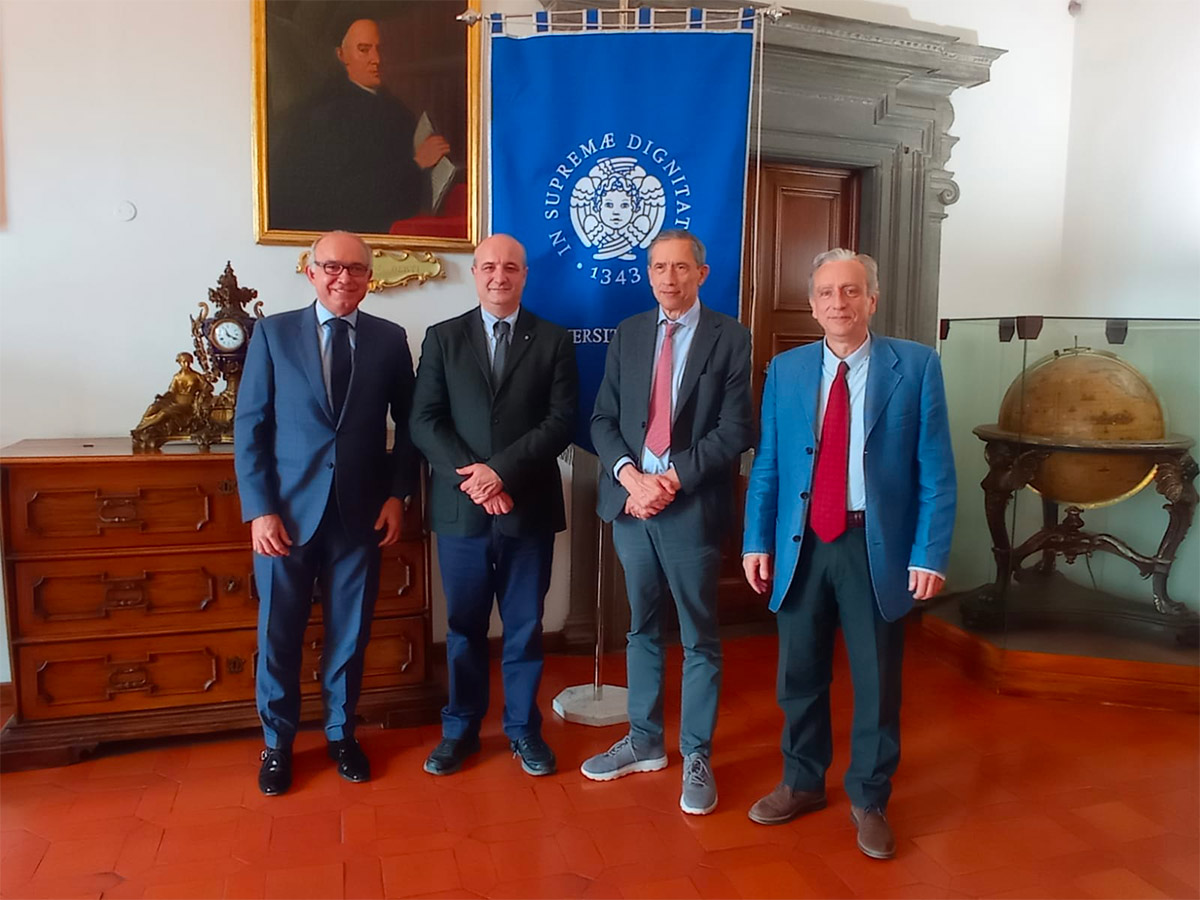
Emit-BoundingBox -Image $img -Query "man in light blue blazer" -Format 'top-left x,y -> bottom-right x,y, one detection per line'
235,230 -> 417,796
742,249 -> 955,859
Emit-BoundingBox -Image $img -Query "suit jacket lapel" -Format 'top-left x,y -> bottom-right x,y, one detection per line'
865,336 -> 901,441
797,344 -> 822,440
344,311 -> 378,424
464,309 -> 492,389
628,309 -> 660,418
298,303 -> 335,424
677,305 -> 718,412
495,307 -> 536,393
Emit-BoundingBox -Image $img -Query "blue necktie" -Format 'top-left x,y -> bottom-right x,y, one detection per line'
329,318 -> 351,419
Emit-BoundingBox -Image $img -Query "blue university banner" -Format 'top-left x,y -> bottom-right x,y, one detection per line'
490,19 -> 755,449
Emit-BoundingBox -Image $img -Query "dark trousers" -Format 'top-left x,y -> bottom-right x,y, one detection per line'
436,524 -> 554,742
612,507 -> 722,757
255,496 -> 381,750
776,525 -> 905,810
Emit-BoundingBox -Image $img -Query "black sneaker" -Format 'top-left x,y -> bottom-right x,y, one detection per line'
423,734 -> 481,775
258,747 -> 292,796
327,738 -> 371,783
510,735 -> 557,776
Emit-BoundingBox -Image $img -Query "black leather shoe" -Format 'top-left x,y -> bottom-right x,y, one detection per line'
328,738 -> 371,783
423,734 -> 481,775
258,747 -> 292,796
511,735 -> 557,776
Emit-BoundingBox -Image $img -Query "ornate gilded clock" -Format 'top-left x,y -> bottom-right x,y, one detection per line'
131,262 -> 264,451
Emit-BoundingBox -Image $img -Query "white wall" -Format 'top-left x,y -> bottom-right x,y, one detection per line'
1060,0 -> 1200,318
0,0 -> 1195,681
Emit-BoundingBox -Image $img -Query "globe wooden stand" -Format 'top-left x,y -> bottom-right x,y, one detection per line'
961,426 -> 1199,646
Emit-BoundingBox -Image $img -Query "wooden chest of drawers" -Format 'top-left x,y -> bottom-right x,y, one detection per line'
0,438 -> 442,770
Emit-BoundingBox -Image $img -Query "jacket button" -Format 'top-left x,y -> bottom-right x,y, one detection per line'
800,491 -> 809,500
327,462 -> 334,469
792,534 -> 802,543
492,417 -> 499,425
805,447 -> 813,454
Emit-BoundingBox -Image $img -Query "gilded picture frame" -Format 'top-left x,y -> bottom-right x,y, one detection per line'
252,0 -> 480,251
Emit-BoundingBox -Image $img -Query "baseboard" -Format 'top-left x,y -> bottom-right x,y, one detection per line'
917,613 -> 1199,713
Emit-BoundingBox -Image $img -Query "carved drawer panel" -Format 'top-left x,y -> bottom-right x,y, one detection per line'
4,462 -> 247,554
16,629 -> 257,720
299,615 -> 426,693
12,551 -> 257,640
302,540 -> 427,621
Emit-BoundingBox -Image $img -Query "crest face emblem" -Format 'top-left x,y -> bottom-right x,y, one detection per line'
569,157 -> 667,261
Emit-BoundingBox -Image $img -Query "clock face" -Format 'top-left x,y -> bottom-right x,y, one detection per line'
211,319 -> 246,352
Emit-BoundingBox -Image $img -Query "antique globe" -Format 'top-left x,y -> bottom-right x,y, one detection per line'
996,348 -> 1165,507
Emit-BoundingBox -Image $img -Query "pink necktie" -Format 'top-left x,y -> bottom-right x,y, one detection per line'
810,361 -> 850,542
644,322 -> 679,457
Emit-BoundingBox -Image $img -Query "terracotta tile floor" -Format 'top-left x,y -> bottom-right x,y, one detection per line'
2,631 -> 1197,899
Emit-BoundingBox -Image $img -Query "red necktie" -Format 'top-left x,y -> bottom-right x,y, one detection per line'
644,322 -> 679,457
810,361 -> 850,542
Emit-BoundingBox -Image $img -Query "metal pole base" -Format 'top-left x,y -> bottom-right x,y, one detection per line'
552,684 -> 628,726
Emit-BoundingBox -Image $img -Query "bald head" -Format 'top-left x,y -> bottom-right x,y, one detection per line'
472,234 -> 528,317
337,19 -> 381,89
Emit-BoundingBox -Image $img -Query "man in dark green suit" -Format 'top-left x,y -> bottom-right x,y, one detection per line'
410,234 -> 578,777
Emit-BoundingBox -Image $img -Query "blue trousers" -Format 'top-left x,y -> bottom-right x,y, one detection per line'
612,508 -> 723,758
776,526 -> 906,810
436,524 -> 554,741
254,498 -> 380,750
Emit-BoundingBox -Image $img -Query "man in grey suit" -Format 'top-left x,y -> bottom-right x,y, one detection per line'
583,229 -> 754,816
235,230 -> 417,796
410,234 -> 578,778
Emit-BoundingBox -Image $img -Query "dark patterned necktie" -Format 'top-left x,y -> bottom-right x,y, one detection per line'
810,361 -> 850,542
329,318 -> 351,419
492,319 -> 510,385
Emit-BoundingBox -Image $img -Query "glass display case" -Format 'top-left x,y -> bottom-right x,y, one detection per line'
932,316 -> 1199,670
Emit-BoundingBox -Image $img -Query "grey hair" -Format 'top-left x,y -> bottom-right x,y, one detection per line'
808,248 -> 878,297
648,229 -> 706,267
308,231 -> 374,270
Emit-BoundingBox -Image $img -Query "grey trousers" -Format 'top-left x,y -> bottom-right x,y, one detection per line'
612,509 -> 722,757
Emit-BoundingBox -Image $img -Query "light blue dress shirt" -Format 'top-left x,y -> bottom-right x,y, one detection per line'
615,300 -> 702,478
480,306 -> 519,367
315,302 -> 358,408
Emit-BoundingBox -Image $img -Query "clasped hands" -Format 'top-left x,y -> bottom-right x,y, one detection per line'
456,462 -> 513,516
619,465 -> 680,520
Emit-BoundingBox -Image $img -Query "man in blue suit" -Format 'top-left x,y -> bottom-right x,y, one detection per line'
742,249 -> 955,859
235,230 -> 417,796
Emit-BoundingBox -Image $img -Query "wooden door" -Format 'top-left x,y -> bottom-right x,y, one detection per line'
717,162 -> 862,627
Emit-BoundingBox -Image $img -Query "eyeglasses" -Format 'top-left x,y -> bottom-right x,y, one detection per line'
314,260 -> 370,278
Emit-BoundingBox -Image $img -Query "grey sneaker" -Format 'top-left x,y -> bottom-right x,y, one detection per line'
680,752 -> 717,815
580,735 -> 668,782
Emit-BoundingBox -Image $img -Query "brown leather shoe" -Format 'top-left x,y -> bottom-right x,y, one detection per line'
747,783 -> 827,825
850,805 -> 896,859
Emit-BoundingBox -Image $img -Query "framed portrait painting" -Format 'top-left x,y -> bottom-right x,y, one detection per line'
252,0 -> 480,251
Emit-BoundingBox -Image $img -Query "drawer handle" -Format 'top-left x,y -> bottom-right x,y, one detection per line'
218,478 -> 238,495
109,665 -> 149,692
103,580 -> 147,610
223,576 -> 242,594
97,495 -> 141,525
227,655 -> 246,675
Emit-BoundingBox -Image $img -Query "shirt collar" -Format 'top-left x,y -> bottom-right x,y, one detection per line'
657,299 -> 702,330
822,332 -> 871,375
315,302 -> 359,330
480,304 -> 520,335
